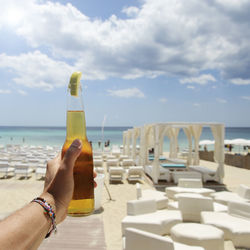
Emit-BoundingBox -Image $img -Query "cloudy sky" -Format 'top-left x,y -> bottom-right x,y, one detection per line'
0,0 -> 250,127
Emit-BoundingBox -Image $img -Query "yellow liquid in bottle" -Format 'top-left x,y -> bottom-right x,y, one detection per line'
62,110 -> 94,216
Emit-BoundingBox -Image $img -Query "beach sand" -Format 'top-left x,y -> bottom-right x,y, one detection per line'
1,159 -> 250,250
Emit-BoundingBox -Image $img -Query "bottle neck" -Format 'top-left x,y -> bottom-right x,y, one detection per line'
66,88 -> 87,141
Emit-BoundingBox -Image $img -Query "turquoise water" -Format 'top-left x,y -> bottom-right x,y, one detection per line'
0,126 -> 249,152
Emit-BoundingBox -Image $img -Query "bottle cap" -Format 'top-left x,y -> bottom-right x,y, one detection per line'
68,72 -> 82,96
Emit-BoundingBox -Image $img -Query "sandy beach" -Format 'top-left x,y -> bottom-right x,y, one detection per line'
1,156 -> 250,250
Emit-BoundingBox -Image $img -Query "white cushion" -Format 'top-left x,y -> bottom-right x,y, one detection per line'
122,210 -> 182,236
201,211 -> 250,248
127,199 -> 157,215
171,223 -> 224,250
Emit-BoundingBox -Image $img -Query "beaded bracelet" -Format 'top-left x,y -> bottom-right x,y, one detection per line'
31,197 -> 57,238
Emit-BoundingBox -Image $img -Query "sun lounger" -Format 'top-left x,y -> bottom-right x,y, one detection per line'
120,159 -> 135,168
188,165 -> 217,182
14,163 -> 33,179
210,184 -> 250,205
35,164 -> 46,180
123,228 -> 205,250
127,166 -> 144,182
93,158 -> 103,167
107,159 -> 119,171
172,171 -> 202,184
145,165 -> 171,182
161,163 -> 186,170
109,167 -> 124,182
201,201 -> 250,248
166,178 -> 215,200
0,162 -> 15,178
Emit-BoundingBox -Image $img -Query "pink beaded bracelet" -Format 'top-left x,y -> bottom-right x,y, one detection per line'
31,197 -> 57,238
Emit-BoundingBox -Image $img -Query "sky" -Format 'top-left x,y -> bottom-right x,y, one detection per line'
0,0 -> 250,127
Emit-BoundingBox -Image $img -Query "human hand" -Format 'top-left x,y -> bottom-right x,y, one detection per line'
42,139 -> 97,223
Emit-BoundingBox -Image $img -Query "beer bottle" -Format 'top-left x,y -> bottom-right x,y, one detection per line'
61,72 -> 94,216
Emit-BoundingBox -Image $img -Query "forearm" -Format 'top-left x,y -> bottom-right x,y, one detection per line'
0,193 -> 55,250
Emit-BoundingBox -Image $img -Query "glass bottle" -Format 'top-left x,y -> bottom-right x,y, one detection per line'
61,72 -> 94,216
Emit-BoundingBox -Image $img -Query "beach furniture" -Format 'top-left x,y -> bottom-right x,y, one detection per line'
35,164 -> 46,180
127,166 -> 144,182
210,184 -> 250,205
172,171 -> 202,184
109,167 -> 124,182
171,223 -> 224,250
161,163 -> 186,170
0,162 -> 15,178
166,178 -> 215,200
14,163 -> 33,179
119,154 -> 129,161
93,158 -> 103,167
107,158 -> 119,171
201,201 -> 250,248
166,158 -> 187,165
188,165 -> 217,182
122,199 -> 182,236
120,158 -> 135,168
168,195 -> 227,222
136,184 -> 168,209
145,165 -> 171,182
123,228 -> 205,250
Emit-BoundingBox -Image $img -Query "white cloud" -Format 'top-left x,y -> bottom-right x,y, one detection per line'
187,85 -> 195,89
122,6 -> 140,17
159,98 -> 167,103
0,89 -> 11,94
193,103 -> 201,107
0,0 -> 250,86
17,89 -> 28,95
180,74 -> 216,85
231,78 -> 250,85
0,51 -> 74,90
216,98 -> 227,103
107,88 -> 145,98
241,96 -> 250,101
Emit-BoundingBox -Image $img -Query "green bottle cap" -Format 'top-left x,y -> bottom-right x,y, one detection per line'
68,72 -> 82,96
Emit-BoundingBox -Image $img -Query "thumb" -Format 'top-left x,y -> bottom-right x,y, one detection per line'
63,139 -> 82,167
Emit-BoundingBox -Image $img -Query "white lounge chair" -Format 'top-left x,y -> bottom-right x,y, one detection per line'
188,165 -> 217,182
0,162 -> 15,178
14,163 -> 33,179
122,199 -> 182,236
166,178 -> 215,200
210,184 -> 250,205
201,201 -> 250,248
145,165 -> 171,182
172,171 -> 202,184
107,159 -> 119,171
120,159 -> 135,168
93,158 -> 103,167
35,164 -> 46,180
127,166 -> 144,182
123,228 -> 205,250
109,167 -> 124,182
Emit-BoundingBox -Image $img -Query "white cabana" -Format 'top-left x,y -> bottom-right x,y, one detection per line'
123,122 -> 225,184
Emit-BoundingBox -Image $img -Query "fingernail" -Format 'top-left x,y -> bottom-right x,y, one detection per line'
71,139 -> 82,149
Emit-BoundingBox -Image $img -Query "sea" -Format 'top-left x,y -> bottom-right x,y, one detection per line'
0,126 -> 250,153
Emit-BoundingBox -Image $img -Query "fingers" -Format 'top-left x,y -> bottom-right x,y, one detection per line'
62,139 -> 82,168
